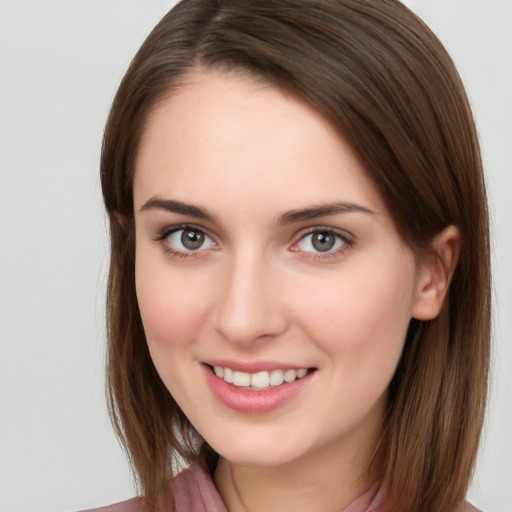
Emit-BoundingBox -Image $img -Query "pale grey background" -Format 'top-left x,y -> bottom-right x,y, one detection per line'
0,1 -> 510,511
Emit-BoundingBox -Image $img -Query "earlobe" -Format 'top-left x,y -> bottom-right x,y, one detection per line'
412,225 -> 461,321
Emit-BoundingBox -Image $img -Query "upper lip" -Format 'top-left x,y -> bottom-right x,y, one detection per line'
202,359 -> 313,373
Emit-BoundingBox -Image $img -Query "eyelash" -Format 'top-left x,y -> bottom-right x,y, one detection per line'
291,227 -> 354,260
153,223 -> 217,260
153,224 -> 354,261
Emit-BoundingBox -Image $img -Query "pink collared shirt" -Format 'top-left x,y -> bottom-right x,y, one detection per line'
81,463 -> 480,512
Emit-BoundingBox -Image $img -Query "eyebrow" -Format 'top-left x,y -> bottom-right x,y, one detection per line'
139,197 -> 375,224
140,197 -> 215,221
277,201 -> 376,224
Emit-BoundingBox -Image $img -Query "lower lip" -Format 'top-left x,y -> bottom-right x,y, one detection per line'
202,364 -> 315,414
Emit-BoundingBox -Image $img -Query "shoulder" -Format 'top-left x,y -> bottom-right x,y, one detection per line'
78,497 -> 146,512
78,463 -> 226,512
167,462 -> 227,511
456,502 -> 482,512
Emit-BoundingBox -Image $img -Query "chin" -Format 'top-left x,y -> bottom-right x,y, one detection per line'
205,431 -> 309,467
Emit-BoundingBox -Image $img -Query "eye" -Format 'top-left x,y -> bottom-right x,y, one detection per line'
163,226 -> 217,253
295,229 -> 350,254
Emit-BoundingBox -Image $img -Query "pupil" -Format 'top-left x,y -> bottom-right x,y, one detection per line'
312,232 -> 335,252
181,230 -> 204,250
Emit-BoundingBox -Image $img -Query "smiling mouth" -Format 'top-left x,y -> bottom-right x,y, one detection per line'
209,365 -> 314,391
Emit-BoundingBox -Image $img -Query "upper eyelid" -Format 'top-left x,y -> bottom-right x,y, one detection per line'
154,223 -> 213,240
288,226 -> 355,255
156,225 -> 217,257
294,225 -> 354,242
153,223 -> 354,247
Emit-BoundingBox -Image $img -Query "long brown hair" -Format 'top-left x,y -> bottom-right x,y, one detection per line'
100,1 -> 491,510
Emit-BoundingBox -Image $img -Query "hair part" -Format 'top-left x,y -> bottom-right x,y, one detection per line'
101,1 -> 491,510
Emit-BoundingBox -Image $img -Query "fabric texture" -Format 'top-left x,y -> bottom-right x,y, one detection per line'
80,462 -> 481,512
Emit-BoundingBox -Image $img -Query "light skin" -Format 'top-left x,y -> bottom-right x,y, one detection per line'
133,71 -> 460,512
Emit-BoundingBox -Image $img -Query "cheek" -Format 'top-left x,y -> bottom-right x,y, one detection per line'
293,254 -> 416,364
135,252 -> 210,350
134,256 -> 216,406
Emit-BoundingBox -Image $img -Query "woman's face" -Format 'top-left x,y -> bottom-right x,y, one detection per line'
133,72 -> 426,468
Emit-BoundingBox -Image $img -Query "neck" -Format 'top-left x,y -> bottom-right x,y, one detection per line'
213,431 -> 383,512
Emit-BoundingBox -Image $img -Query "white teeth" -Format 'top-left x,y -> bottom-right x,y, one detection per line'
212,366 -> 309,389
269,369 -> 284,386
223,367 -> 234,383
251,371 -> 270,388
233,371 -> 251,387
283,369 -> 297,383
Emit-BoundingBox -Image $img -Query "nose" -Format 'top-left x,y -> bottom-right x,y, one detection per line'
214,253 -> 288,347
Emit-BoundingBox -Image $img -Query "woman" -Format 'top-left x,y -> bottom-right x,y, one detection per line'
90,0 -> 491,510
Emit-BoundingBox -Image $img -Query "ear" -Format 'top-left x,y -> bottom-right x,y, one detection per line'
412,225 -> 461,321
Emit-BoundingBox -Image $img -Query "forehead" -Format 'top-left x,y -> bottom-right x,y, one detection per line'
133,71 -> 386,218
